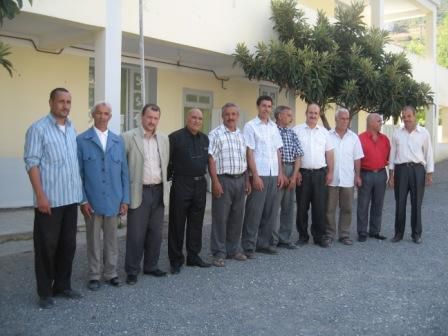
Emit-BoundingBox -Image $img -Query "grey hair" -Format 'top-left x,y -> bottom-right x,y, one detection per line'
274,105 -> 292,120
366,113 -> 381,128
335,107 -> 349,120
402,105 -> 416,115
90,101 -> 112,116
221,102 -> 240,116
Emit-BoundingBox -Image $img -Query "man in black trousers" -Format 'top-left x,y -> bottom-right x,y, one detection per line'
168,108 -> 211,274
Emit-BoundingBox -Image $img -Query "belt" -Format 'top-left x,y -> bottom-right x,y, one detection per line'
176,175 -> 205,181
300,167 -> 326,172
361,168 -> 385,173
396,162 -> 422,167
143,183 -> 162,188
284,162 -> 295,166
220,173 -> 245,178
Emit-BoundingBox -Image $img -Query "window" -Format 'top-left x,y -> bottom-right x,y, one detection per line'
259,85 -> 278,108
183,89 -> 213,134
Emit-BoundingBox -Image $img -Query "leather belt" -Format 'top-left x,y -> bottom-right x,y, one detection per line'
300,167 -> 325,172
284,162 -> 295,166
396,162 -> 422,167
143,183 -> 162,188
361,168 -> 385,173
220,173 -> 245,178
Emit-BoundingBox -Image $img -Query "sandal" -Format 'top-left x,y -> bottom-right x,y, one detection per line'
212,258 -> 225,267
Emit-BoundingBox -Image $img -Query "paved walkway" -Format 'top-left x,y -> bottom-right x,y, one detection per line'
0,161 -> 447,335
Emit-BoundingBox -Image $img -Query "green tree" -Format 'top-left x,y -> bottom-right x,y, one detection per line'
0,0 -> 32,76
234,0 -> 433,128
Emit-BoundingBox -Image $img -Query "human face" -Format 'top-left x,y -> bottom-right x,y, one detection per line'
257,99 -> 272,121
367,114 -> 383,133
305,104 -> 320,127
49,91 -> 71,123
277,108 -> 293,128
222,106 -> 239,131
92,105 -> 111,132
335,111 -> 350,133
186,109 -> 203,134
402,109 -> 417,131
141,109 -> 160,134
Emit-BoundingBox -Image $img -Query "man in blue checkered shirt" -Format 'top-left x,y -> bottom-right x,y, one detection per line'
271,105 -> 304,249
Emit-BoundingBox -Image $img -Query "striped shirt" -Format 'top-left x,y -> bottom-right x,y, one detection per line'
208,124 -> 247,175
24,113 -> 83,208
277,126 -> 304,163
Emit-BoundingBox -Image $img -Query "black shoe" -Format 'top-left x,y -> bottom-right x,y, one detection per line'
38,297 -> 55,309
53,289 -> 82,299
412,237 -> 422,244
87,280 -> 101,291
315,239 -> 331,248
170,264 -> 181,274
186,256 -> 211,268
126,274 -> 138,285
107,277 -> 122,287
256,246 -> 279,254
358,235 -> 367,242
295,239 -> 309,246
277,242 -> 297,250
391,236 -> 402,243
144,269 -> 167,277
369,233 -> 387,240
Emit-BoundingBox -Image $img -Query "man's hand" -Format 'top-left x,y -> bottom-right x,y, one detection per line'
355,175 -> 362,188
277,173 -> 287,189
81,203 -> 94,219
288,174 -> 297,191
426,173 -> 433,186
212,180 -> 224,198
119,203 -> 128,216
245,180 -> 252,195
36,193 -> 51,215
296,171 -> 302,186
325,171 -> 333,186
252,175 -> 264,191
388,173 -> 394,188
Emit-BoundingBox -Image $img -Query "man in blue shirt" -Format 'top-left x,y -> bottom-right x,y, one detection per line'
77,102 -> 130,291
24,88 -> 83,309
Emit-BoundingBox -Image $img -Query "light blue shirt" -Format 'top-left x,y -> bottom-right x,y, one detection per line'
24,113 -> 83,208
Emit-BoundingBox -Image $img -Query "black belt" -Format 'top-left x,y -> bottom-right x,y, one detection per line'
300,167 -> 326,172
284,162 -> 295,166
220,173 -> 245,178
143,183 -> 162,188
396,162 -> 422,167
361,168 -> 385,173
176,175 -> 205,181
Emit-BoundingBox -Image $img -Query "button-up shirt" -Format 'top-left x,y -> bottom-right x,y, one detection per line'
329,129 -> 364,187
94,127 -> 108,151
243,117 -> 283,176
389,125 -> 434,173
277,125 -> 304,163
143,132 -> 162,184
359,131 -> 390,171
293,123 -> 333,169
208,124 -> 247,175
24,113 -> 83,207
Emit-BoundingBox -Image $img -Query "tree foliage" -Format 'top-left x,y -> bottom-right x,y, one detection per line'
234,0 -> 433,127
0,0 -> 32,76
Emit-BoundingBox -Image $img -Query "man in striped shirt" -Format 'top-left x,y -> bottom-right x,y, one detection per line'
24,88 -> 83,309
208,103 -> 250,267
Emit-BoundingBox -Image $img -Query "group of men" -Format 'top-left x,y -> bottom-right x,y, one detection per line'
24,88 -> 434,309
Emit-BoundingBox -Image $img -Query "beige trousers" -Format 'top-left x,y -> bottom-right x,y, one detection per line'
326,186 -> 354,239
85,214 -> 119,281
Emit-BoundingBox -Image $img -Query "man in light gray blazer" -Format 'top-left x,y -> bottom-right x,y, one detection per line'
121,104 -> 170,285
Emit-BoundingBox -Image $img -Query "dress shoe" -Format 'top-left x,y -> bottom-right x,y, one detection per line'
126,274 -> 138,285
277,242 -> 298,250
186,256 -> 211,268
87,280 -> 101,291
391,236 -> 402,243
315,239 -> 331,248
227,252 -> 247,261
412,237 -> 422,244
369,233 -> 387,240
256,246 -> 279,254
358,235 -> 367,242
144,269 -> 167,277
170,264 -> 181,274
107,277 -> 122,287
38,297 -> 55,309
53,289 -> 82,299
244,250 -> 256,259
338,237 -> 353,246
295,239 -> 309,246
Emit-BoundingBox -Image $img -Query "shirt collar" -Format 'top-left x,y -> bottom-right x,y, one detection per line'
94,126 -> 108,137
401,125 -> 422,133
47,113 -> 71,127
304,122 -> 320,130
255,116 -> 274,126
222,124 -> 240,134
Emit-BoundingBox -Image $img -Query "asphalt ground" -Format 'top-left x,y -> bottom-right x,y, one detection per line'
1,161 -> 447,336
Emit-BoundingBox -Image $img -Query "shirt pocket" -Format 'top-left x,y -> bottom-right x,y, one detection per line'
43,141 -> 64,166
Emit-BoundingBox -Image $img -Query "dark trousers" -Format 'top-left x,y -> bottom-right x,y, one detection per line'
356,169 -> 387,236
33,203 -> 78,298
168,176 -> 206,266
125,185 -> 164,275
295,168 -> 327,242
394,164 -> 426,239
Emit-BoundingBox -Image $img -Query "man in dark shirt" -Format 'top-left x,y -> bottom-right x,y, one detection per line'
168,108 -> 211,274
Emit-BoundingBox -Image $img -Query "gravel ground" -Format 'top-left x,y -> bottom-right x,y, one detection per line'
1,163 -> 448,336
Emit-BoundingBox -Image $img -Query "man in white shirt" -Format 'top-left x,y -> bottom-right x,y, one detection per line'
326,108 -> 364,246
389,105 -> 434,244
242,96 -> 285,258
293,103 -> 334,248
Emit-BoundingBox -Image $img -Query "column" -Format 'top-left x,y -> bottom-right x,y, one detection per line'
425,9 -> 438,147
94,0 -> 122,134
370,0 -> 384,28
